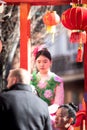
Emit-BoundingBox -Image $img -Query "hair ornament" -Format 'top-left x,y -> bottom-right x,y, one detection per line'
32,44 -> 46,58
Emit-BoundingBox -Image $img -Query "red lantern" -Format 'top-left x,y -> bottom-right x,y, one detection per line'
43,11 -> 60,26
43,11 -> 60,33
61,7 -> 87,31
61,6 -> 87,62
70,31 -> 86,43
43,11 -> 60,42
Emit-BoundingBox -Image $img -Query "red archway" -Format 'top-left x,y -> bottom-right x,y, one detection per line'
3,0 -> 87,128
4,0 -> 87,69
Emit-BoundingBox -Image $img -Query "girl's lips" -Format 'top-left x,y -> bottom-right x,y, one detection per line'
40,68 -> 44,69
55,121 -> 58,124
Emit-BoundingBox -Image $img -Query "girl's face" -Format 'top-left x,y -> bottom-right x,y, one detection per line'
36,55 -> 52,74
55,108 -> 70,129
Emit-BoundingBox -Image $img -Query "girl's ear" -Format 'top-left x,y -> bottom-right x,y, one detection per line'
65,118 -> 73,128
69,117 -> 74,124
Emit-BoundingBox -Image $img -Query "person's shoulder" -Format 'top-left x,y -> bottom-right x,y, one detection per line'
0,88 -> 9,98
0,90 -> 8,103
33,93 -> 48,106
1,88 -> 9,92
30,84 -> 38,95
51,72 -> 63,82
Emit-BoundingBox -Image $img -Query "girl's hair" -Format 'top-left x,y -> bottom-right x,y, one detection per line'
58,102 -> 79,125
35,48 -> 52,61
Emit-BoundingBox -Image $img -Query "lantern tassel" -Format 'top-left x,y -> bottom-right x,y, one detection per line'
52,33 -> 54,43
76,44 -> 83,62
46,25 -> 56,43
46,25 -> 56,33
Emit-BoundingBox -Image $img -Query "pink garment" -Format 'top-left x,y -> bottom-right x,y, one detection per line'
48,73 -> 64,106
49,75 -> 64,130
54,82 -> 64,105
49,82 -> 64,127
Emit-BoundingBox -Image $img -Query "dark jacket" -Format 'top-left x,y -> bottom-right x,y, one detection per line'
0,83 -> 52,130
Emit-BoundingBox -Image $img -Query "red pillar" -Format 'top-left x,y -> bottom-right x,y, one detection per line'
84,31 -> 87,129
20,3 -> 31,73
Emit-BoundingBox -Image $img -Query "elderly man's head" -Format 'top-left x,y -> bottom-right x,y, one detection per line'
7,68 -> 30,88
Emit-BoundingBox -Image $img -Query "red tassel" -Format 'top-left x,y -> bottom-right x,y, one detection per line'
70,31 -> 86,44
76,47 -> 83,62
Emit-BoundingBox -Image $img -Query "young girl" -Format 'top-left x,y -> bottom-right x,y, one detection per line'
54,103 -> 78,130
31,46 -> 64,124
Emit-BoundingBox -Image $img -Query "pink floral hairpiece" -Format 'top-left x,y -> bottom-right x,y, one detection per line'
32,44 -> 46,58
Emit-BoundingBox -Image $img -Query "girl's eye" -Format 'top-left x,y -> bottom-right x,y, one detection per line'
44,61 -> 47,63
56,114 -> 65,118
44,60 -> 48,63
37,61 -> 41,63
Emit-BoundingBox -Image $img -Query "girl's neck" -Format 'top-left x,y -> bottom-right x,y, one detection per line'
37,71 -> 51,81
38,71 -> 51,77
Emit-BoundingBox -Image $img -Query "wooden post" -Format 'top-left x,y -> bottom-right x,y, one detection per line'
20,3 -> 31,73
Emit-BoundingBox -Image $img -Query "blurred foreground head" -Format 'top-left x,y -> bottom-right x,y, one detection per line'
7,68 -> 30,88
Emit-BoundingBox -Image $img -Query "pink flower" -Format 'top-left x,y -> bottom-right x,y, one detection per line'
44,90 -> 53,99
32,44 -> 46,58
38,82 -> 47,89
33,46 -> 39,58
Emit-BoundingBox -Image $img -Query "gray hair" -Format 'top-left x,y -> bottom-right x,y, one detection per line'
10,68 -> 30,85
